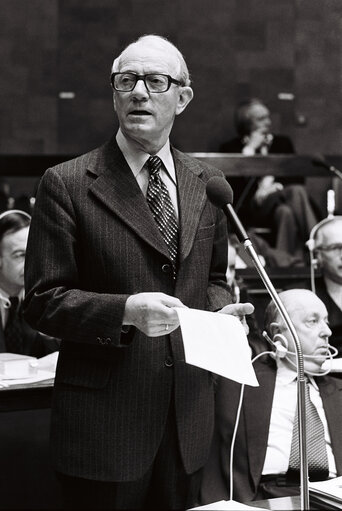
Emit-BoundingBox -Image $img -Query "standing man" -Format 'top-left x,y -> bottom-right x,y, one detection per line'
23,35 -> 252,510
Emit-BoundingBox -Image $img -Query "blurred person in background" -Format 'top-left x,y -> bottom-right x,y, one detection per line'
221,98 -> 317,261
0,210 -> 59,356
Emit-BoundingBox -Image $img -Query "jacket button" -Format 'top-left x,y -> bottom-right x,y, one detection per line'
105,337 -> 112,345
162,263 -> 171,274
164,356 -> 174,368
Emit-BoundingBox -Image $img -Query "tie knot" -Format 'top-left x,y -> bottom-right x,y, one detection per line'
147,156 -> 162,176
9,296 -> 19,310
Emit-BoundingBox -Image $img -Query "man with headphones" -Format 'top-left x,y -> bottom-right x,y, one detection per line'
308,216 -> 342,356
199,289 -> 342,504
0,210 -> 59,356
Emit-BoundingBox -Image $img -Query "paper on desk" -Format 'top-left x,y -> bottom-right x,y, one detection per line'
175,308 -> 258,386
189,499 -> 267,510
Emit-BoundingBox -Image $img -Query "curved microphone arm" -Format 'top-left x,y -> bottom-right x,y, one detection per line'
243,239 -> 309,511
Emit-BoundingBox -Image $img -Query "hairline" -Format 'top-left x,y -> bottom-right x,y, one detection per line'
111,35 -> 191,86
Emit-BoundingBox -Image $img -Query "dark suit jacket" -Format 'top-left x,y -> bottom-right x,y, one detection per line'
315,279 -> 342,357
200,358 -> 342,504
0,304 -> 60,357
220,135 -> 299,225
23,138 -> 232,482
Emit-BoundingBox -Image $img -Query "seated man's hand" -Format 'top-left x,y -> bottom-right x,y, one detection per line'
123,292 -> 186,337
219,302 -> 255,335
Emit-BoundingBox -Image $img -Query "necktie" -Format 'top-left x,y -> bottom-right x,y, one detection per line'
146,156 -> 178,277
4,296 -> 24,354
288,378 -> 329,481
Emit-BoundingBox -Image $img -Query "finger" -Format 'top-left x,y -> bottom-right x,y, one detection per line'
220,302 -> 255,316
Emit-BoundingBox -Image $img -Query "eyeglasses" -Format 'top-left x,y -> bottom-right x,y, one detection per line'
316,243 -> 342,255
111,73 -> 183,93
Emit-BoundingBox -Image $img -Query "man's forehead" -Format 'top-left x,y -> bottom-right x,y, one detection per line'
118,39 -> 179,71
320,220 -> 342,243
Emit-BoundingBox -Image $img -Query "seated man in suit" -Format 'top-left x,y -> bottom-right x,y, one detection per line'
312,216 -> 342,356
221,98 -> 317,260
200,289 -> 342,504
0,210 -> 59,356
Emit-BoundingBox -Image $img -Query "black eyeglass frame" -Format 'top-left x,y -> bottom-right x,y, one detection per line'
110,72 -> 184,93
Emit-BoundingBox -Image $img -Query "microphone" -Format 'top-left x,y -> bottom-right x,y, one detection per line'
206,177 -> 249,243
206,176 -> 310,508
312,154 -> 342,181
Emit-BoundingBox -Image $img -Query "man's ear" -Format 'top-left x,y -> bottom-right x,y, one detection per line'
269,321 -> 281,338
175,86 -> 194,115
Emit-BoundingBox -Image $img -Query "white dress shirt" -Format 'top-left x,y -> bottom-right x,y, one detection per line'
116,129 -> 179,219
0,287 -> 24,329
262,361 -> 337,478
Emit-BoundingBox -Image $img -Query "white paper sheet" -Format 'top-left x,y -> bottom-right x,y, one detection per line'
175,308 -> 258,386
189,499 -> 267,510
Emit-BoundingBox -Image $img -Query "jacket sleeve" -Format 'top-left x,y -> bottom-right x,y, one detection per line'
23,168 -> 132,347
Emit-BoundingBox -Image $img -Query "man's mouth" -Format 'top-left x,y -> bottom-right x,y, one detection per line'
129,110 -> 151,116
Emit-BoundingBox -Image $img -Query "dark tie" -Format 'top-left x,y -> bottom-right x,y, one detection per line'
146,156 -> 178,277
4,296 -> 24,354
288,378 -> 329,481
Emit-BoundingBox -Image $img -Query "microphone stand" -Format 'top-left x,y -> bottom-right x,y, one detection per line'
240,236 -> 310,509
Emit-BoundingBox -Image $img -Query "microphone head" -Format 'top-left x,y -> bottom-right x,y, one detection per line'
206,176 -> 234,208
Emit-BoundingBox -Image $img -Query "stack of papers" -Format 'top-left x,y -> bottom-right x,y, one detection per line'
309,476 -> 342,510
0,351 -> 58,388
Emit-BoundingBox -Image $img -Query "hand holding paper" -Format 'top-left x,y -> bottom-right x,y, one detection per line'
175,307 -> 258,386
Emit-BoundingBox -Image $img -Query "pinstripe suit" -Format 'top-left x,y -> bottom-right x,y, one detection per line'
23,138 -> 231,487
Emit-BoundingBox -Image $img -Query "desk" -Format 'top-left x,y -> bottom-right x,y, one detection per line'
0,380 -> 62,510
251,495 -> 332,510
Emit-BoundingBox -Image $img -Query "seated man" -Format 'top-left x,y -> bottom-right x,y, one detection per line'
0,210 -> 59,356
221,98 -> 317,260
312,216 -> 342,356
200,289 -> 342,504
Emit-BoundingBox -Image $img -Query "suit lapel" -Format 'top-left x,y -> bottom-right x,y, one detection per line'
318,377 -> 342,475
173,149 -> 207,263
88,139 -> 170,260
244,360 -> 276,489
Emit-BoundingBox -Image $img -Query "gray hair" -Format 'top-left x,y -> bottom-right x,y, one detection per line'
111,34 -> 191,87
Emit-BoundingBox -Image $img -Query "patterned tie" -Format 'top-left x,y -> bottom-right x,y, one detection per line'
4,296 -> 24,354
288,377 -> 329,481
146,156 -> 178,278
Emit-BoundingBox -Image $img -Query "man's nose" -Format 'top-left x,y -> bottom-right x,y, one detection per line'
131,78 -> 149,99
321,321 -> 332,338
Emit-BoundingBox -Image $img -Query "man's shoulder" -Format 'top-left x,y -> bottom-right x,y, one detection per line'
172,147 -> 226,180
43,138 -> 117,181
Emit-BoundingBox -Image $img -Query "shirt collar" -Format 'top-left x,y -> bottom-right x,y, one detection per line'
116,129 -> 176,184
276,358 -> 319,389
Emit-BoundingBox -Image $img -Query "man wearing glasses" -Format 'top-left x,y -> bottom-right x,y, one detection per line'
314,217 -> 342,356
23,34 -> 252,509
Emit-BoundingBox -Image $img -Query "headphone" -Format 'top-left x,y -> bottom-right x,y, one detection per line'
306,215 -> 342,293
0,209 -> 31,221
262,330 -> 338,376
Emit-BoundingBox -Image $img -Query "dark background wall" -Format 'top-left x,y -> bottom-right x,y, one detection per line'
1,0 -> 341,156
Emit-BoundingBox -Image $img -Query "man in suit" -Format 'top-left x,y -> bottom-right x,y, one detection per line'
0,210 -> 59,356
200,289 -> 342,504
23,34 -> 253,510
313,216 -> 342,356
221,98 -> 317,260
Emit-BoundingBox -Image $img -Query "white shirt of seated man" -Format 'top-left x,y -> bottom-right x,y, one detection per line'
262,289 -> 337,478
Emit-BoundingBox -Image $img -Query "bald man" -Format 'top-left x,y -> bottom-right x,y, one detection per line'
23,34 -> 253,510
200,289 -> 342,504
314,217 -> 342,355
